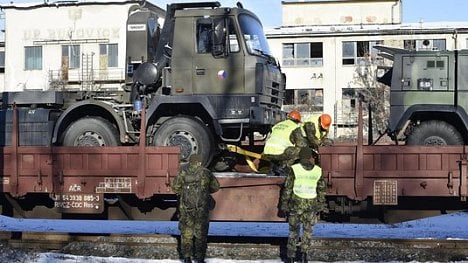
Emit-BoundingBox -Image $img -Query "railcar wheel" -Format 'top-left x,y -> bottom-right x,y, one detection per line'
407,120 -> 463,145
153,116 -> 214,166
62,117 -> 120,146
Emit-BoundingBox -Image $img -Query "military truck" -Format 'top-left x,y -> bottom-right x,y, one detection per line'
376,46 -> 468,145
0,1 -> 285,166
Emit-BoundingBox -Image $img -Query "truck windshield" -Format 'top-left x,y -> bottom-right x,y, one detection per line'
238,14 -> 273,57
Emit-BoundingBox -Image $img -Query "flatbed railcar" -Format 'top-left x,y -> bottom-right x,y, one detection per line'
1,106 -> 468,222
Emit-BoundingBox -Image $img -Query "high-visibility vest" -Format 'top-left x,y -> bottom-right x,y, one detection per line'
263,119 -> 299,155
292,163 -> 322,199
302,114 -> 328,141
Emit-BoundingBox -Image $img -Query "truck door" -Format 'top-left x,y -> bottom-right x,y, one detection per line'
192,17 -> 245,94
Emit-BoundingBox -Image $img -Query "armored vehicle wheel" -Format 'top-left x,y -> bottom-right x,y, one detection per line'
62,117 -> 120,146
153,116 -> 214,166
407,120 -> 464,145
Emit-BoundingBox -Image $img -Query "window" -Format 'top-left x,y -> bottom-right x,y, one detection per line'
197,18 -> 239,54
196,18 -> 212,53
342,41 -> 382,65
25,46 -> 42,70
62,45 -> 80,69
99,44 -> 118,67
284,88 -> 323,111
228,19 -> 239,53
0,51 -> 4,73
282,42 -> 323,67
432,39 -> 446,51
404,39 -> 446,51
239,14 -> 273,57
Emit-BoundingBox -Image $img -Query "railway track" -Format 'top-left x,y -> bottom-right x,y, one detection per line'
2,232 -> 468,261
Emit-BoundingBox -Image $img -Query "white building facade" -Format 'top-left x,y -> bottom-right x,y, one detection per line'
266,0 -> 468,139
1,0 -> 163,92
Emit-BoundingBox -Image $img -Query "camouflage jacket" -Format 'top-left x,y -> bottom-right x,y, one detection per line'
171,164 -> 220,212
279,162 -> 327,215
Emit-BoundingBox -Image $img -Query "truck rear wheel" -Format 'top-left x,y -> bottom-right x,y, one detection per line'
62,117 -> 120,146
152,116 -> 214,166
407,120 -> 464,145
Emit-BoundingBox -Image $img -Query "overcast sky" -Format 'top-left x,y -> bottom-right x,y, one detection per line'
1,0 -> 468,28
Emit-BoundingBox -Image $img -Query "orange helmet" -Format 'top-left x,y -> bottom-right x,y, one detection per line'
287,110 -> 301,122
320,113 -> 332,130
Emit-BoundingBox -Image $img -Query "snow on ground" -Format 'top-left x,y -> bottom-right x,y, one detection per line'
2,211 -> 468,262
1,211 -> 468,239
33,254 -> 281,263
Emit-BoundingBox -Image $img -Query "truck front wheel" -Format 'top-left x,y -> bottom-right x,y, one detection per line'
152,116 -> 214,166
407,120 -> 464,145
62,117 -> 120,146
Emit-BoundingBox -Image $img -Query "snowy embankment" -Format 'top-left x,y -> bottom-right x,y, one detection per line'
0,211 -> 467,239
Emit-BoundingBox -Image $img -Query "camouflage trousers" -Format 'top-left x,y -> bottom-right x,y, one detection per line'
178,207 -> 210,260
264,147 -> 301,176
286,211 -> 319,259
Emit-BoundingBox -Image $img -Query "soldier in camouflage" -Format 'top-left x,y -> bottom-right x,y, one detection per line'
171,154 -> 220,263
302,113 -> 333,150
264,110 -> 309,175
279,147 -> 327,263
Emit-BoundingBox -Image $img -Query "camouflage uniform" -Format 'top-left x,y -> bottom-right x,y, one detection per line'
279,148 -> 327,262
302,117 -> 333,150
171,155 -> 220,263
264,120 -> 309,176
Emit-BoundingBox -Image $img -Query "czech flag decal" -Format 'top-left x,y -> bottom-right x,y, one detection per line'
217,70 -> 227,80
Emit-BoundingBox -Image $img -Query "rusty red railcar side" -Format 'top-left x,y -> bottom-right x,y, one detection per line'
320,102 -> 468,206
2,104 -> 468,222
321,145 -> 468,204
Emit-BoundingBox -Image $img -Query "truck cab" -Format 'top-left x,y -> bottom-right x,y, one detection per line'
377,46 -> 468,145
132,2 -> 285,165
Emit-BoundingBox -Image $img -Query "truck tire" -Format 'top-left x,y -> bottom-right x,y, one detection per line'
407,120 -> 464,145
62,117 -> 120,146
152,116 -> 214,166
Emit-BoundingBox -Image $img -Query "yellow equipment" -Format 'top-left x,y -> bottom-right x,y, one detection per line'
226,144 -> 266,173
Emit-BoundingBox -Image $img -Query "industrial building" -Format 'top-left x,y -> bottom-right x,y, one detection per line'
0,0 -> 164,92
266,0 -> 468,139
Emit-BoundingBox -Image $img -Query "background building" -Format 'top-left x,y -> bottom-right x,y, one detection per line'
0,0 -> 164,92
266,0 -> 468,140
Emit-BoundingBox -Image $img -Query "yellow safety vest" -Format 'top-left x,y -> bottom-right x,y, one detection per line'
264,119 -> 299,155
292,164 -> 322,199
302,115 -> 327,141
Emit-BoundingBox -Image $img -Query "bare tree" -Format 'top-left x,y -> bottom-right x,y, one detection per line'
352,52 -> 390,143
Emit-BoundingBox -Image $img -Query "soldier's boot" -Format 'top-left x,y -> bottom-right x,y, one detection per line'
286,257 -> 295,263
184,257 -> 192,263
301,252 -> 308,263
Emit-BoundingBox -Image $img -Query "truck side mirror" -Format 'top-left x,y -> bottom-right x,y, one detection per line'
212,18 -> 228,57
